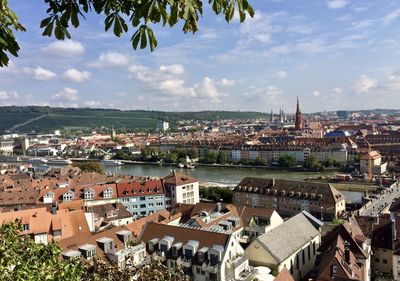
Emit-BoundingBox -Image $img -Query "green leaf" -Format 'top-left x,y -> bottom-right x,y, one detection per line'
113,16 -> 122,37
131,30 -> 141,50
42,21 -> 54,37
140,26 -> 147,49
40,17 -> 52,28
71,11 -> 79,28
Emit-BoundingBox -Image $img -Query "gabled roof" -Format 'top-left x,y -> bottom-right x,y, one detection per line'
0,207 -> 90,241
162,171 -> 198,186
139,222 -> 230,250
235,177 -> 344,204
255,212 -> 321,263
116,179 -> 165,197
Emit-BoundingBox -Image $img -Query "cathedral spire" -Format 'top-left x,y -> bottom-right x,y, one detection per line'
295,96 -> 302,130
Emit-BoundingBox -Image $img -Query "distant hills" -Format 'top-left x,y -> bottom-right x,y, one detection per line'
0,106 -> 268,133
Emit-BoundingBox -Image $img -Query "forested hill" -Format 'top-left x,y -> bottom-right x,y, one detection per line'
0,106 -> 268,133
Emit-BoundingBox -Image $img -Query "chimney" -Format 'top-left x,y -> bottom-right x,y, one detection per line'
374,214 -> 379,225
217,202 -> 222,213
51,203 -> 58,215
344,241 -> 350,264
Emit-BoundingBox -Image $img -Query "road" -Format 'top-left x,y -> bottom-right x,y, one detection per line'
359,181 -> 400,216
7,114 -> 47,132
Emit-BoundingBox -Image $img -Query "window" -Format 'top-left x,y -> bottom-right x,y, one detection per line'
156,202 -> 163,207
148,203 -> 154,207
22,224 -> 29,232
313,241 -> 316,255
308,244 -> 311,260
103,188 -> 113,199
185,249 -> 193,260
140,204 -> 146,208
140,197 -> 146,201
375,258 -> 380,263
122,198 -> 129,203
383,259 -> 388,264
302,249 -> 305,265
84,190 -> 94,200
53,230 -> 62,237
63,192 -> 73,202
147,197 -> 153,200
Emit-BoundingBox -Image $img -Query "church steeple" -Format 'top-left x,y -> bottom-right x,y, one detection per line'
270,108 -> 274,123
295,96 -> 302,130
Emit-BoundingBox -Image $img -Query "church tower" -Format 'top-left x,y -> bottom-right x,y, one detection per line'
295,96 -> 302,130
270,109 -> 274,123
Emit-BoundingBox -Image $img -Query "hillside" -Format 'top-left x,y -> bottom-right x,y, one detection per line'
0,106 -> 268,133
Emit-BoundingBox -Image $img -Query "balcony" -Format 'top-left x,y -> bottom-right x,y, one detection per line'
152,251 -> 166,262
227,254 -> 247,269
202,262 -> 219,273
177,257 -> 192,267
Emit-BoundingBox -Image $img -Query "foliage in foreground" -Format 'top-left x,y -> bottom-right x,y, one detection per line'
0,221 -> 85,281
0,221 -> 189,280
0,0 -> 254,66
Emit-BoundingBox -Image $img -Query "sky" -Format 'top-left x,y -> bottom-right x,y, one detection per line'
1,0 -> 400,113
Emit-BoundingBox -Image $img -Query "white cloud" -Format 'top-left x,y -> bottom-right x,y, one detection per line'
194,77 -> 222,103
52,87 -> 79,101
273,70 -> 287,79
386,74 -> 400,90
159,64 -> 185,76
23,66 -> 57,81
115,92 -> 127,97
63,68 -> 92,82
84,100 -> 101,107
42,40 -> 85,57
333,87 -> 342,94
88,52 -> 129,67
383,9 -> 400,25
312,90 -> 321,97
218,78 -> 239,87
354,75 -> 376,93
0,91 -> 18,100
326,0 -> 348,9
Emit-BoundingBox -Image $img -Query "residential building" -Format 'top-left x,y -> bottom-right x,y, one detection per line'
234,177 -> 346,220
139,222 -> 278,281
116,178 -> 166,219
59,226 -> 146,268
316,218 -> 371,281
86,203 -> 134,230
245,211 -> 322,281
0,206 -> 90,245
236,205 -> 284,244
360,150 -> 387,175
163,171 -> 199,208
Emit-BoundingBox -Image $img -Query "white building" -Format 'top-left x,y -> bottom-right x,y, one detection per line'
140,222 -> 278,281
157,121 -> 169,132
163,171 -> 200,208
245,211 -> 323,281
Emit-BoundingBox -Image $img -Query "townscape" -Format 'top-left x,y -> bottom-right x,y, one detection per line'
1,97 -> 400,281
3,0 -> 400,280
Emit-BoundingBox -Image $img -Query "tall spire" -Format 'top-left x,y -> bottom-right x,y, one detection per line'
295,96 -> 302,130
270,108 -> 273,122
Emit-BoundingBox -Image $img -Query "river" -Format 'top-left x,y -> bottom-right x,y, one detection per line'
104,164 -> 363,203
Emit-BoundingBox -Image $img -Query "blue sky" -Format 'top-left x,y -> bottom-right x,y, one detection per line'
1,0 -> 400,113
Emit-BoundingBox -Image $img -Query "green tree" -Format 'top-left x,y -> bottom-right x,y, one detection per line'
164,152 -> 178,163
187,147 -> 199,159
73,161 -> 104,174
0,221 -> 85,281
216,151 -> 228,164
254,156 -> 267,166
304,154 -> 322,170
0,0 -> 254,67
114,150 -> 129,160
278,154 -> 297,167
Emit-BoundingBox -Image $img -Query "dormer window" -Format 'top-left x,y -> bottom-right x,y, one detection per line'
103,188 -> 112,199
63,191 -> 74,202
22,223 -> 29,232
84,189 -> 94,200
